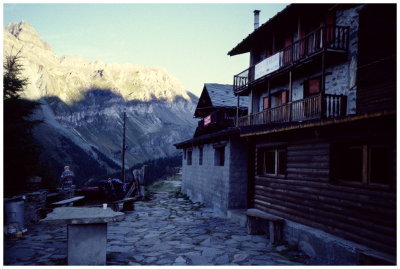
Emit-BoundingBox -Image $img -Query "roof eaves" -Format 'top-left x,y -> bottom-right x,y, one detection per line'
174,128 -> 240,149
228,4 -> 292,56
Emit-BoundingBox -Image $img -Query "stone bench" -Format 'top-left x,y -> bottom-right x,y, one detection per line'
245,208 -> 284,245
41,207 -> 124,265
52,196 -> 85,207
107,197 -> 135,212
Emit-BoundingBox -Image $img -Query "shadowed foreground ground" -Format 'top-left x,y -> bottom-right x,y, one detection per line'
4,180 -> 309,265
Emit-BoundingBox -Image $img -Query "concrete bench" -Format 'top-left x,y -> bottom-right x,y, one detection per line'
52,196 -> 85,207
245,208 -> 284,245
107,197 -> 135,212
41,207 -> 124,265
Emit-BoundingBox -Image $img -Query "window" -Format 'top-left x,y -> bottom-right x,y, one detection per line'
332,144 -> 394,186
187,150 -> 192,166
213,142 -> 227,166
270,91 -> 288,108
183,149 -> 186,160
257,147 -> 286,176
199,146 -> 203,165
263,97 -> 269,109
370,146 -> 393,185
304,77 -> 321,98
214,147 -> 225,166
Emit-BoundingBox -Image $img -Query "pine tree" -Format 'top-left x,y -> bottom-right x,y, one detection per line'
4,51 -> 42,197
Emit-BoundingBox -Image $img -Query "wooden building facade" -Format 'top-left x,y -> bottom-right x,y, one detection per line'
228,4 -> 396,263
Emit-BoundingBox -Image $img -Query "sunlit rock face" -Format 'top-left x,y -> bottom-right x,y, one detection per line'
4,21 -> 197,179
4,21 -> 191,104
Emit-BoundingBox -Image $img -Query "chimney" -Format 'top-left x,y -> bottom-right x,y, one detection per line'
254,10 -> 261,30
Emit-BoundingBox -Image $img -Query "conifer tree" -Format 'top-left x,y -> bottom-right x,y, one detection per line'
4,51 -> 42,197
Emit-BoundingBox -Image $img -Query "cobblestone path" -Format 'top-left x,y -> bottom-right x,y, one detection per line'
4,181 -> 308,265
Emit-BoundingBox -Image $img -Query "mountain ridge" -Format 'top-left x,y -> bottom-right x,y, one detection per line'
4,21 -> 194,104
4,21 -> 197,185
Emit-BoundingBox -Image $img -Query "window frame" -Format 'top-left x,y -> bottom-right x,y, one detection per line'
214,147 -> 225,166
256,143 -> 287,178
331,143 -> 394,187
303,75 -> 322,98
187,149 -> 192,166
213,141 -> 227,167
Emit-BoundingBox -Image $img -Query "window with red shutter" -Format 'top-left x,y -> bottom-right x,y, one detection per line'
281,91 -> 287,104
304,77 -> 321,98
325,12 -> 335,44
263,97 -> 269,110
309,78 -> 321,94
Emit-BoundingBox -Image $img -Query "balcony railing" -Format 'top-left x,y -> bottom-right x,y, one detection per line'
233,25 -> 349,93
238,94 -> 347,127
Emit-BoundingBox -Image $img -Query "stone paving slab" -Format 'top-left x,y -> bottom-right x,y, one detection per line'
4,180 -> 309,265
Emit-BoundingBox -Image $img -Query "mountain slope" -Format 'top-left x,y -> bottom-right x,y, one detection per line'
4,21 -> 197,184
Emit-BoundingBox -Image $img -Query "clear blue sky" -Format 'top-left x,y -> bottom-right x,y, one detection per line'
3,3 -> 287,96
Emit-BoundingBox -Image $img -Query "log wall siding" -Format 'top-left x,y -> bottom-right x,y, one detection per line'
253,139 -> 396,255
356,5 -> 396,114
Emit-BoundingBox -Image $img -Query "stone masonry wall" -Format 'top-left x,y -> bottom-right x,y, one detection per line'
181,142 -> 231,215
228,137 -> 248,209
181,137 -> 249,215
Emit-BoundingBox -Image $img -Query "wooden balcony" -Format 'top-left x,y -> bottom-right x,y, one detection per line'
238,94 -> 347,127
198,110 -> 236,128
233,25 -> 349,94
195,110 -> 237,137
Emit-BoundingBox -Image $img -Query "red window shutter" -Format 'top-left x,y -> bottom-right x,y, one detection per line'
325,12 -> 335,43
325,12 -> 334,25
300,27 -> 306,39
284,36 -> 292,46
263,97 -> 269,109
309,78 -> 321,94
281,91 -> 287,104
266,48 -> 271,57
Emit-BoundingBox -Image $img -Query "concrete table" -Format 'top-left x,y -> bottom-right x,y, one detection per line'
41,207 -> 125,265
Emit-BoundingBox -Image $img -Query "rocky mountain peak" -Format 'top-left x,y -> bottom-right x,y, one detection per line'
5,21 -> 53,52
4,21 -> 193,104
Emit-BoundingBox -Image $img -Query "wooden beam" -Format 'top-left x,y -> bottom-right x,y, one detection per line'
267,79 -> 271,109
236,95 -> 239,127
362,145 -> 368,184
240,110 -> 396,138
250,88 -> 253,124
272,32 -> 276,53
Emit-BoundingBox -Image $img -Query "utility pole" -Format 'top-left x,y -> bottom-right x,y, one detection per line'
121,109 -> 126,183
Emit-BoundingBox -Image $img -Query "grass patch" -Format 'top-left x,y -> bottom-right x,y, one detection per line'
147,180 -> 181,194
166,174 -> 181,181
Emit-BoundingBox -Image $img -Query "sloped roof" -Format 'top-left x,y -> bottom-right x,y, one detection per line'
205,83 -> 248,108
228,4 -> 335,56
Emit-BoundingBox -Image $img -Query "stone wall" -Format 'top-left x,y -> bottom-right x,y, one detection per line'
181,138 -> 248,216
24,190 -> 49,225
182,142 -> 230,215
228,137 -> 248,209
